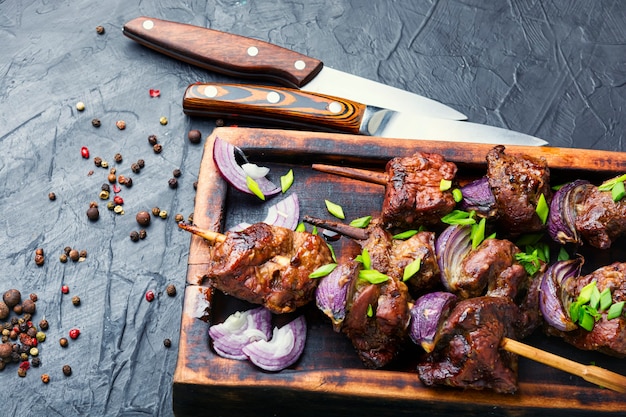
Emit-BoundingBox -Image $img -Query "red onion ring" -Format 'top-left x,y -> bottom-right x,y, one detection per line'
242,315 -> 307,371
409,291 -> 457,352
230,193 -> 300,232
209,307 -> 272,360
315,260 -> 359,331
538,257 -> 583,332
547,179 -> 589,245
435,225 -> 473,292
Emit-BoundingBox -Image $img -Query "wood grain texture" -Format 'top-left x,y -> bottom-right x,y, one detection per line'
173,127 -> 626,417
123,17 -> 323,88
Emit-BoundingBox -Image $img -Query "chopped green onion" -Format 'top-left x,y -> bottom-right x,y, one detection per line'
358,269 -> 389,284
393,230 -> 418,240
280,169 -> 294,193
579,308 -> 596,331
309,263 -> 337,278
325,199 -> 345,219
246,176 -> 265,200
403,258 -> 422,281
452,188 -> 463,203
359,248 -> 371,270
515,250 -> 542,276
611,181 -> 626,202
535,193 -> 549,224
570,301 -> 580,323
578,281 -> 596,305
349,216 -> 372,228
599,288 -> 612,312
295,222 -> 306,232
327,243 -> 337,262
441,210 -> 476,225
470,217 -> 486,249
439,178 -> 452,191
589,285 -> 601,310
367,304 -> 374,317
598,173 -> 626,191
607,301 -> 624,320
486,232 -> 496,240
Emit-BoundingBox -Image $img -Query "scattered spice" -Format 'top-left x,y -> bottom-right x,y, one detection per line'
188,129 -> 202,144
174,213 -> 184,223
99,190 -> 110,200
166,284 -> 177,297
61,285 -> 69,294
159,116 -> 168,125
21,299 -> 36,314
86,204 -> 100,221
113,205 -> 124,215
71,296 -> 81,306
96,25 -> 105,34
149,89 -> 160,98
163,338 -> 172,348
91,118 -> 101,127
76,102 -> 85,111
114,153 -> 122,163
145,290 -> 155,302
112,184 -> 121,193
168,178 -> 178,189
159,210 -> 168,219
153,143 -> 162,154
62,364 -> 72,376
30,293 -> 38,302
80,146 -> 90,159
59,253 -> 68,263
131,163 -> 141,173
148,135 -> 158,145
69,249 -> 80,262
41,373 -> 50,383
193,181 -> 198,190
93,156 -> 102,167
113,195 -> 124,205
3,289 -> 21,308
173,168 -> 181,178
129,231 -> 139,242
116,120 -> 126,130
0,302 -> 8,320
39,319 -> 49,330
34,250 -> 45,267
101,160 -> 109,168
108,173 -> 116,184
137,159 -> 145,169
69,328 -> 80,340
151,207 -> 161,217
136,211 -> 151,226
138,229 -> 147,240
59,337 -> 68,347
48,192 -> 56,201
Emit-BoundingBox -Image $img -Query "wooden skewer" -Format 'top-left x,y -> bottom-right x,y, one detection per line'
178,222 -> 226,243
312,163 -> 387,185
501,337 -> 626,393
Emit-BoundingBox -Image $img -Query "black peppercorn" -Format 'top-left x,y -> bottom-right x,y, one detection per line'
59,253 -> 68,263
166,284 -> 177,297
48,192 -> 56,201
151,207 -> 160,217
153,144 -> 162,154
138,229 -> 147,240
39,319 -> 49,330
187,129 -> 202,144
62,364 -> 72,376
193,181 -> 198,190
168,178 -> 178,189
148,135 -> 158,146
91,118 -> 101,127
93,156 -> 102,167
124,177 -> 133,187
96,25 -> 105,35
31,357 -> 41,367
137,159 -> 145,169
131,163 -> 140,173
114,153 -> 122,163
163,338 -> 172,348
72,296 -> 81,306
173,168 -> 181,178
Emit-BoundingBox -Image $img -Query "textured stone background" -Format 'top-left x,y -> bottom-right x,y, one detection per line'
1,1 -> 625,416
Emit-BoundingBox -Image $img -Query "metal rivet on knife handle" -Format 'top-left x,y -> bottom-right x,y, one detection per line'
247,46 -> 259,57
183,83 -> 366,134
142,20 -> 154,30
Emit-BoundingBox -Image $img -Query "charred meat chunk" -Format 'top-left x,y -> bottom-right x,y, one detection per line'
204,223 -> 333,314
381,152 -> 457,229
574,183 -> 626,249
417,296 -> 523,394
486,145 -> 551,235
389,230 -> 440,295
546,262 -> 626,358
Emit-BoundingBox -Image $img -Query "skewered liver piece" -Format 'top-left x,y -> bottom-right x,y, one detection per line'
417,296 -> 525,394
546,262 -> 626,358
574,183 -> 626,249
199,222 -> 333,314
381,152 -> 458,230
486,145 -> 551,235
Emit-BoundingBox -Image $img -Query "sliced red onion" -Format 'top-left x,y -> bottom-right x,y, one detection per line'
538,257 -> 583,332
409,291 -> 457,352
315,261 -> 359,331
435,225 -> 473,292
242,315 -> 307,371
241,163 -> 270,179
213,136 -> 281,197
230,193 -> 300,232
459,177 -> 497,217
547,179 -> 589,245
209,307 -> 272,360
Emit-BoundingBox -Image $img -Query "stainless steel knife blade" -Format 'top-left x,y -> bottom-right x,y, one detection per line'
182,83 -> 548,146
122,16 -> 468,121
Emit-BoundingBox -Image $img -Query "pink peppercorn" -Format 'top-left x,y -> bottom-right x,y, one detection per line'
145,290 -> 155,302
81,147 -> 90,159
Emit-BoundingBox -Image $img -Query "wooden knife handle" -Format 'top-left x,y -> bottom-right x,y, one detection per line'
123,17 -> 323,88
183,83 -> 367,134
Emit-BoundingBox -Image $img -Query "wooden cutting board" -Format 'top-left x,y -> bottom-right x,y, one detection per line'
173,127 -> 626,417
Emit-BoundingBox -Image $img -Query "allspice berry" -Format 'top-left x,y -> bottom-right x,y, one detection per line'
21,299 -> 36,315
87,205 -> 100,222
62,364 -> 72,376
188,129 -> 202,144
0,343 -> 12,359
69,249 -> 80,262
166,284 -> 177,297
3,289 -> 21,308
136,211 -> 151,227
0,301 -> 9,320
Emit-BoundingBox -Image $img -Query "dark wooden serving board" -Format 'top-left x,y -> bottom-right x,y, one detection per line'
173,127 -> 626,417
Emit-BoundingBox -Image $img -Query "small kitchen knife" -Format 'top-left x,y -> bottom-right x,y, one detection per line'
122,16 -> 467,121
183,83 -> 549,146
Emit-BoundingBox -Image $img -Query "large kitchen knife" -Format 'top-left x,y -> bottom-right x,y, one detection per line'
122,16 -> 467,121
182,83 -> 548,146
